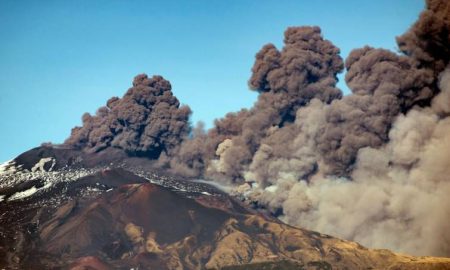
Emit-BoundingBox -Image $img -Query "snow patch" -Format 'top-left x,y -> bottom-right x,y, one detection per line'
31,157 -> 56,172
8,186 -> 38,201
86,187 -> 101,192
42,181 -> 53,189
0,195 -> 5,202
0,160 -> 17,175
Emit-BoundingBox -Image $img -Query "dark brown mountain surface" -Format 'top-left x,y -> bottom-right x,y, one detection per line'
0,148 -> 449,269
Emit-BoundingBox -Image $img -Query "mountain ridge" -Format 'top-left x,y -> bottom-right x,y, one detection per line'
0,146 -> 449,269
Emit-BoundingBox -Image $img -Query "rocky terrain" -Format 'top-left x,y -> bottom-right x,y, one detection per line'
0,146 -> 449,269
1,0 -> 449,267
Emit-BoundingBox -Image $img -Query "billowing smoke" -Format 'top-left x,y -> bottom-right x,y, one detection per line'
317,46 -> 434,175
65,74 -> 191,158
167,0 -> 450,257
397,0 -> 450,74
63,0 -> 449,257
249,68 -> 450,256
168,26 -> 344,181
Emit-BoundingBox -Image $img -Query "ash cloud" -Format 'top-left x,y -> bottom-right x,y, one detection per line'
65,74 -> 191,158
317,46 -> 434,175
63,0 -> 450,257
252,68 -> 450,256
167,0 -> 450,257
168,26 -> 344,181
236,0 -> 449,256
397,0 -> 450,74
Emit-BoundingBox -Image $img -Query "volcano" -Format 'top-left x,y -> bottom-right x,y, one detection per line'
1,146 -> 449,269
2,1 -> 450,267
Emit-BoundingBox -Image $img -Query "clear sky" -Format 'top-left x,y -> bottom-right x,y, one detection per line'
0,0 -> 425,162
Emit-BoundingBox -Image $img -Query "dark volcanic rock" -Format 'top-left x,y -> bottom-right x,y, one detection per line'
0,148 -> 450,269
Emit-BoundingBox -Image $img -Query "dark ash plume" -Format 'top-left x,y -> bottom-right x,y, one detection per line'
233,0 -> 450,257
65,74 -> 191,158
317,46 -> 434,175
168,26 -> 344,181
197,26 -> 344,181
397,0 -> 450,74
316,0 -> 450,176
167,0 -> 450,257
61,0 -> 450,257
249,26 -> 343,117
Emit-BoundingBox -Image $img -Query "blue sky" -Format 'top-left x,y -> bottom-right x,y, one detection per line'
0,0 -> 424,162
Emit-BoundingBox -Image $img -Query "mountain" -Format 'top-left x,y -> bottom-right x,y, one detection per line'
1,146 -> 449,269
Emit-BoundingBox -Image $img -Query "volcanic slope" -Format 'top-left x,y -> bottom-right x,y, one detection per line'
0,148 -> 450,269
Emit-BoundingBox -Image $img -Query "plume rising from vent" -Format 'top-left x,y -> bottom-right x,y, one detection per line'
64,0 -> 450,257
65,74 -> 191,158
166,0 -> 450,256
